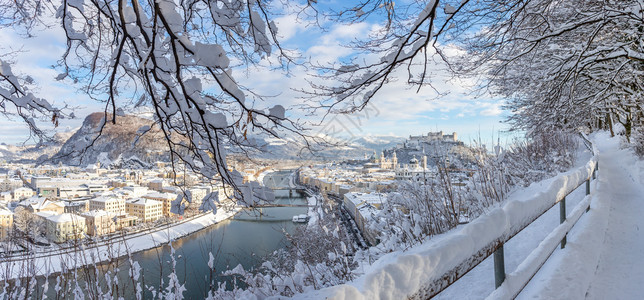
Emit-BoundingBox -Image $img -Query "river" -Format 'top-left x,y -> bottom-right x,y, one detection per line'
37,170 -> 308,299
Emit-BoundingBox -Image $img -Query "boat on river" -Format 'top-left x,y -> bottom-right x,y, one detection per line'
292,214 -> 309,223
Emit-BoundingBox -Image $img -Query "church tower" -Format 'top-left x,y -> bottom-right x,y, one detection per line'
392,152 -> 398,169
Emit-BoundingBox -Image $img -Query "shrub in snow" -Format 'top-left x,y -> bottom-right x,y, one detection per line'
499,132 -> 578,187
632,128 -> 644,157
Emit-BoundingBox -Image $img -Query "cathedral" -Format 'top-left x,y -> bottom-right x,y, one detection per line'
378,151 -> 398,170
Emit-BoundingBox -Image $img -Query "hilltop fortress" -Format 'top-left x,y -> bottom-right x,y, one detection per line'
409,131 -> 458,143
394,131 -> 461,151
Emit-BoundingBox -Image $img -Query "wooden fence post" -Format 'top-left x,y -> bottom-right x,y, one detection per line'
593,162 -> 598,179
586,179 -> 591,212
560,196 -> 566,248
494,244 -> 506,288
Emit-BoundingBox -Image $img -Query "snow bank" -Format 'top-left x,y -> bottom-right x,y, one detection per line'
256,169 -> 276,184
298,157 -> 597,300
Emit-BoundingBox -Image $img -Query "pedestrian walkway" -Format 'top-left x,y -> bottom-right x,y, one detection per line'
519,132 -> 644,299
585,136 -> 644,299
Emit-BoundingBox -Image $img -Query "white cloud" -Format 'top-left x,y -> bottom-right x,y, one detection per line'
273,14 -> 308,41
480,102 -> 503,116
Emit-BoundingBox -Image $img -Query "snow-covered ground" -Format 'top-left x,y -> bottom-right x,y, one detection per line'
0,207 -> 240,280
297,132 -> 644,299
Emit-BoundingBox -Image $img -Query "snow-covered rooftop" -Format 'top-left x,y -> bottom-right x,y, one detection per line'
81,210 -> 115,217
345,192 -> 387,206
46,213 -> 85,224
127,198 -> 162,206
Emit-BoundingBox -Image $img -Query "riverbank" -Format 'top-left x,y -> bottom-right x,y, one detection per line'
0,206 -> 241,280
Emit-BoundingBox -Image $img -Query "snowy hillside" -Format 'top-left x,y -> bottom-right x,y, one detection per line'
50,112 -> 170,167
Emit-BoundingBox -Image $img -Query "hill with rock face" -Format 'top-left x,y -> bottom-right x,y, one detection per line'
50,112 -> 169,167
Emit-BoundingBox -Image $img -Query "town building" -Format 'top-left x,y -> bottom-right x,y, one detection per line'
82,210 -> 116,236
147,179 -> 166,192
343,192 -> 387,219
122,186 -> 150,198
0,175 -> 23,192
40,213 -> 87,243
187,186 -> 211,206
64,200 -> 89,214
343,192 -> 388,245
0,191 -> 12,202
20,197 -> 66,214
142,192 -> 177,217
126,198 -> 162,222
29,176 -> 108,198
89,196 -> 126,215
409,131 -> 458,143
12,187 -> 35,200
113,214 -> 138,230
378,151 -> 398,170
0,208 -> 13,240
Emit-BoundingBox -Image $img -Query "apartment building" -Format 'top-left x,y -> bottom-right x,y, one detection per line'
41,213 -> 87,243
12,187 -> 35,200
89,196 -> 126,215
142,192 -> 177,217
0,208 -> 13,240
81,210 -> 116,236
126,198 -> 162,222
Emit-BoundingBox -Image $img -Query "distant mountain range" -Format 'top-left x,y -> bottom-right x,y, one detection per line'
1,112 -> 408,165
0,131 -> 74,163
252,135 -> 406,160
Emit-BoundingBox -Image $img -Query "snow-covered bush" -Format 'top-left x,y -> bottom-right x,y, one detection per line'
632,128 -> 644,157
499,132 -> 578,187
371,170 -> 464,251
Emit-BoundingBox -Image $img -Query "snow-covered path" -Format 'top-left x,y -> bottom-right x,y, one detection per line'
585,136 -> 644,299
520,133 -> 644,299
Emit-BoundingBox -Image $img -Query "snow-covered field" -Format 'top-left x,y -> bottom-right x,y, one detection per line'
0,207 -> 240,280
297,133 -> 644,299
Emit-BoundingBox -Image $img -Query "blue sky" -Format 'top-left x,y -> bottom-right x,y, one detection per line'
0,1 -> 513,148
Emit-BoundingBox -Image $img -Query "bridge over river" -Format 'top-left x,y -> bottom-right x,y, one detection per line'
262,168 -> 308,198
